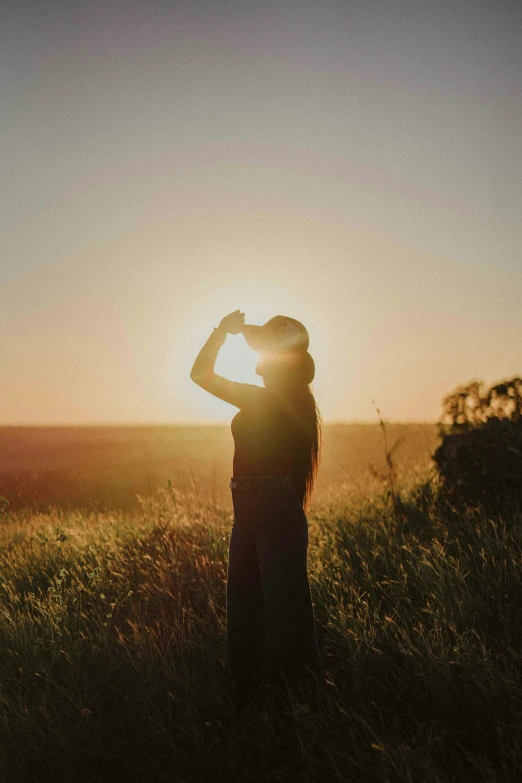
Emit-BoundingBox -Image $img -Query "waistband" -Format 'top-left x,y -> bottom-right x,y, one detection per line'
229,475 -> 292,490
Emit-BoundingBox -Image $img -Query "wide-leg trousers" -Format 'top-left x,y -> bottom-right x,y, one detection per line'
227,475 -> 321,702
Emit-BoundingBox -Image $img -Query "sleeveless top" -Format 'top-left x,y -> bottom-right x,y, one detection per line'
231,388 -> 312,502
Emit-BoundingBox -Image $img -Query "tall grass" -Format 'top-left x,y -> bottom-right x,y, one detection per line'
0,473 -> 521,781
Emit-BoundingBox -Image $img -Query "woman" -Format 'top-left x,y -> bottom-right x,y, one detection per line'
190,310 -> 322,703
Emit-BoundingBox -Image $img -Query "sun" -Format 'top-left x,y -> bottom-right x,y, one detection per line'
214,332 -> 260,385
194,295 -> 274,387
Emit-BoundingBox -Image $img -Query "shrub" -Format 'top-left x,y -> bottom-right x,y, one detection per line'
433,377 -> 522,507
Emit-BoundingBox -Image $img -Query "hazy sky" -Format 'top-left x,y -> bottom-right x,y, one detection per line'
2,0 -> 521,424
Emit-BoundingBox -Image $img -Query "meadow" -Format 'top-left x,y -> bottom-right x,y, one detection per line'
0,430 -> 521,781
0,423 -> 437,511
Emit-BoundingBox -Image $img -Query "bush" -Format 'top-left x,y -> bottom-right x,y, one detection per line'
433,377 -> 522,507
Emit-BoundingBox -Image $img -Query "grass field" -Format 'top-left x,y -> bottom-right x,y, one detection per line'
1,458 -> 521,781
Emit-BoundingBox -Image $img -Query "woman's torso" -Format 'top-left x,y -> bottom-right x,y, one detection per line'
231,389 -> 310,493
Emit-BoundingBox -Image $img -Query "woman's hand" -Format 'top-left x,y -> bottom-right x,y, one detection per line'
218,310 -> 245,335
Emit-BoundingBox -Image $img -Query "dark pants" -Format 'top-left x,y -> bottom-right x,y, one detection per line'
227,475 -> 321,703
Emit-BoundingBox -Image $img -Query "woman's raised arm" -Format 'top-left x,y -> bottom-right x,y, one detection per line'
190,310 -> 261,408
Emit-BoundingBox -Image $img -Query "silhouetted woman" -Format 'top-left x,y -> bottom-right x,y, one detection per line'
190,310 -> 322,704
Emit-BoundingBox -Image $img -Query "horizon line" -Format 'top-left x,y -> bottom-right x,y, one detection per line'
0,419 -> 438,428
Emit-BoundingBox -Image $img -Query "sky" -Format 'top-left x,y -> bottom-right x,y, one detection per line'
1,0 -> 521,424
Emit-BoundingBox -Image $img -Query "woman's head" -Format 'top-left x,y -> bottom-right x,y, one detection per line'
243,315 -> 313,390
255,350 -> 315,390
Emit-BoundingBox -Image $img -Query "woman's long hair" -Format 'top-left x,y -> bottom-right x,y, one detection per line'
296,388 -> 322,510
256,352 -> 322,509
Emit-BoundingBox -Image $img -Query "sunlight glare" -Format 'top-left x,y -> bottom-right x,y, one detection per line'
176,279 -> 329,419
215,334 -> 260,385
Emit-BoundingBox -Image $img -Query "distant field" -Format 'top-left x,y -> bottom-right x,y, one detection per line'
0,423 -> 438,511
